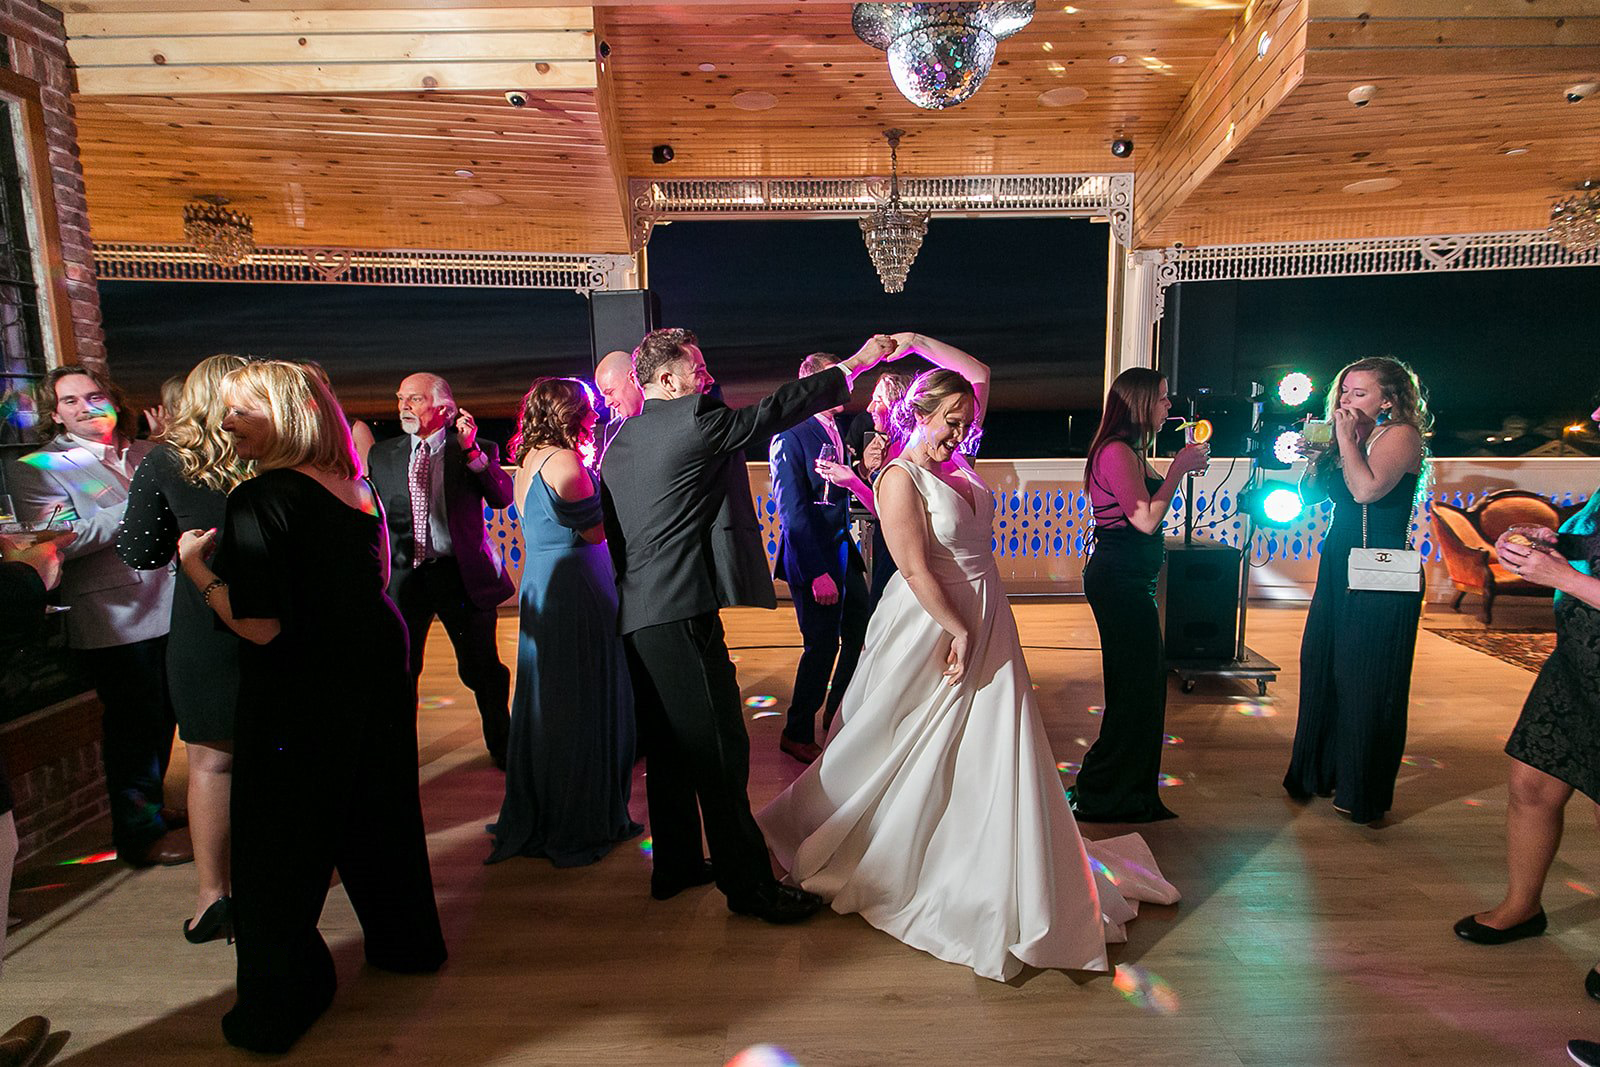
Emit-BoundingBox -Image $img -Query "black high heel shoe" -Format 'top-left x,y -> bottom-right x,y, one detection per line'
183,897 -> 233,945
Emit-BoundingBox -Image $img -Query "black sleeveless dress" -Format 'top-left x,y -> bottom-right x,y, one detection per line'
1071,460 -> 1176,823
1284,466 -> 1422,824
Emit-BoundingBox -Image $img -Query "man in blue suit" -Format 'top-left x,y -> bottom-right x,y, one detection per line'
769,353 -> 870,764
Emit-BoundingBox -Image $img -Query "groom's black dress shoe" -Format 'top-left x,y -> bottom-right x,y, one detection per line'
651,860 -> 716,901
727,882 -> 825,925
1453,909 -> 1547,944
1570,1040 -> 1600,1067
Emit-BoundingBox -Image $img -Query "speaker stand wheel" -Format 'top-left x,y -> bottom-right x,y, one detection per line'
1257,679 -> 1269,697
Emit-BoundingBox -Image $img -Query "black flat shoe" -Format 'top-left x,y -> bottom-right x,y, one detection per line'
651,860 -> 715,901
183,897 -> 233,945
1453,909 -> 1547,945
1586,964 -> 1599,1003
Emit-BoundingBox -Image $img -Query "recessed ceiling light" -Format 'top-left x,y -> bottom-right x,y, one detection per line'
1063,4 -> 1078,11
1038,86 -> 1088,106
1257,31 -> 1272,59
1108,54 -> 1127,65
1342,177 -> 1402,194
454,168 -> 475,178
731,90 -> 777,111
698,62 -> 717,72
1042,41 -> 1054,52
1503,146 -> 1530,156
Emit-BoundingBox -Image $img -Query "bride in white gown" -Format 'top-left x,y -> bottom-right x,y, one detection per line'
757,365 -> 1179,982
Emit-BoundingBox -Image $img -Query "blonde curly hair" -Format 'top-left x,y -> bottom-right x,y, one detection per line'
163,354 -> 255,493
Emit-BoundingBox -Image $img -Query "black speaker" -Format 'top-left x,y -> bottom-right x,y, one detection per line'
588,289 -> 660,369
1159,539 -> 1241,663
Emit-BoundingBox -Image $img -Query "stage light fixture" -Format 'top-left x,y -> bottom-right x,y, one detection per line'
1272,429 -> 1302,466
1239,483 -> 1304,527
1277,371 -> 1314,408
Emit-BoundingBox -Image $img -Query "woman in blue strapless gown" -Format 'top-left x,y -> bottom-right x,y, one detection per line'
487,378 -> 641,867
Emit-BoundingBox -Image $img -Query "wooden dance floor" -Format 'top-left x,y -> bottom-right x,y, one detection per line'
4,599 -> 1597,1065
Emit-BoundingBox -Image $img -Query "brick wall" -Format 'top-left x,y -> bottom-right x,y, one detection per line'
3,0 -> 106,370
8,738 -> 106,860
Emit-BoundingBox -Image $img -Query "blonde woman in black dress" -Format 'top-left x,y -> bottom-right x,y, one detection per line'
118,353 -> 252,944
1283,357 -> 1428,825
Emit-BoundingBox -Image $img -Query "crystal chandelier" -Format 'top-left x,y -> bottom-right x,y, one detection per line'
859,129 -> 929,294
1548,181 -> 1600,255
183,195 -> 255,267
853,2 -> 1035,110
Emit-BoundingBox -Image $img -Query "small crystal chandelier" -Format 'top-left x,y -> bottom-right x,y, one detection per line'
859,128 -> 929,294
853,2 -> 1035,110
183,195 -> 255,267
1548,180 -> 1600,255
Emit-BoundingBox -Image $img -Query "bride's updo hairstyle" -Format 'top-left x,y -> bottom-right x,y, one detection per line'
890,368 -> 980,453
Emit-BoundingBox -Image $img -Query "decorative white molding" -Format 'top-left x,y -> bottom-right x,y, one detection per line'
629,173 -> 1134,250
1140,230 -> 1600,320
93,244 -> 636,292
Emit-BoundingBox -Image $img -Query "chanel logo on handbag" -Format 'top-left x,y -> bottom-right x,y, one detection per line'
1374,551 -> 1393,563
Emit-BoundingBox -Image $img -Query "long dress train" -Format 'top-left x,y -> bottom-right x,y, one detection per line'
757,458 -> 1178,982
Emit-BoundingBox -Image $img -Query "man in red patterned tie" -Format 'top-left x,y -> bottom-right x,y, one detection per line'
367,373 -> 515,768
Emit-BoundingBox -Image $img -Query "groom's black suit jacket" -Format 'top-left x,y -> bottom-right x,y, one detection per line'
601,368 -> 851,635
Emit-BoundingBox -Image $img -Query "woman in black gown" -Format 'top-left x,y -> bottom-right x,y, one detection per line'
177,361 -> 445,1054
1068,369 -> 1209,824
1283,356 -> 1428,825
118,353 -> 251,944
1452,391 -> 1600,1003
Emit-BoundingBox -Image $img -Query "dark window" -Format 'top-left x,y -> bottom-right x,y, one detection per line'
0,95 -> 47,446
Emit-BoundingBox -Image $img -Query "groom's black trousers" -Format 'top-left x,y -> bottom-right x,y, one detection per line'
623,610 -> 772,895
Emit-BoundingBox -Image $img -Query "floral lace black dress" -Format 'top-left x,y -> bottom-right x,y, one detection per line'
1505,493 -> 1600,803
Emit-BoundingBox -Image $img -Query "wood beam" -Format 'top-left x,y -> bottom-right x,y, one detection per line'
590,7 -> 636,254
1133,0 -> 1310,248
67,6 -> 597,95
1304,4 -> 1600,78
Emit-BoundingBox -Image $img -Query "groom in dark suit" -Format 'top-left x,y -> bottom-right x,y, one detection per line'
601,328 -> 894,924
769,353 -> 869,764
368,372 -> 515,767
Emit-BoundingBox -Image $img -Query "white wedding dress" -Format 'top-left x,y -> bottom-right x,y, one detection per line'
757,457 -> 1179,982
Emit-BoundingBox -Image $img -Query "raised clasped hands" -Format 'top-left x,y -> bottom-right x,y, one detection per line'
1330,407 -> 1373,449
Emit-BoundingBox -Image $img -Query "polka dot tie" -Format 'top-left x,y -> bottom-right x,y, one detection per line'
409,442 -> 432,567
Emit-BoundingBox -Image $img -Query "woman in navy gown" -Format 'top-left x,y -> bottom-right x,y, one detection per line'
487,377 -> 641,867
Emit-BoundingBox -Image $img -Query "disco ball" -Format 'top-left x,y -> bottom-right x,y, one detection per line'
853,2 -> 1035,110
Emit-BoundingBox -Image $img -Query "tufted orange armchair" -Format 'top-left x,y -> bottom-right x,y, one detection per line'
1432,490 -> 1573,624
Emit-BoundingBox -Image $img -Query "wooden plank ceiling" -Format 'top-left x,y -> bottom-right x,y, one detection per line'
60,0 -> 1600,254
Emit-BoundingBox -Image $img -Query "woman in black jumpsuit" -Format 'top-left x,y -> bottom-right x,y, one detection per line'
178,361 -> 445,1054
1069,369 -> 1209,823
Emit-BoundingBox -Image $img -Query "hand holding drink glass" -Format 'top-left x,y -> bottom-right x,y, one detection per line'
814,442 -> 838,505
1172,419 -> 1211,476
0,497 -> 71,548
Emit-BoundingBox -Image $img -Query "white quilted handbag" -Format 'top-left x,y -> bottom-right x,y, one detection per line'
1347,502 -> 1422,593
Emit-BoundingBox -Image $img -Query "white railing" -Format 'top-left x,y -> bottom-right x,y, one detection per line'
484,457 -> 1600,601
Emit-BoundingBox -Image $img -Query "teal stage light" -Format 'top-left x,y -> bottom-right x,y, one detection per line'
1239,483 -> 1304,527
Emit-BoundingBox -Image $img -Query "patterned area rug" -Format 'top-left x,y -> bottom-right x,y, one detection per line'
1425,628 -> 1556,673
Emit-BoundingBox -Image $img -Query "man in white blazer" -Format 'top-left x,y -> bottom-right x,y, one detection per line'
9,366 -> 188,867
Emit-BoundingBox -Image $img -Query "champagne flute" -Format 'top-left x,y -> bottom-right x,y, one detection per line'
815,443 -> 837,506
